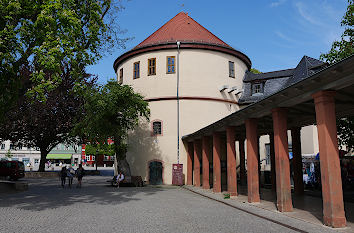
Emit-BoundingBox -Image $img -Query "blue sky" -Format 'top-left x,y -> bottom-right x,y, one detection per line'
87,0 -> 348,84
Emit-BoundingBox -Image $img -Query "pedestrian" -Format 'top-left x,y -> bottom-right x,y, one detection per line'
67,165 -> 75,188
76,164 -> 85,188
60,166 -> 67,188
116,171 -> 125,188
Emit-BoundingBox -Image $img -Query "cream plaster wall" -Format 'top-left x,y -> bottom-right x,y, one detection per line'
117,48 -> 248,184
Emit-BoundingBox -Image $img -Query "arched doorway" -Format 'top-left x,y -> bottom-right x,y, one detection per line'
149,161 -> 163,185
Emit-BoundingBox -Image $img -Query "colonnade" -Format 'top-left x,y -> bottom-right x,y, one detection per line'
185,91 -> 346,228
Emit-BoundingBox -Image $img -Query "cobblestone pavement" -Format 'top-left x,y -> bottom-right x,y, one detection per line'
0,177 -> 343,233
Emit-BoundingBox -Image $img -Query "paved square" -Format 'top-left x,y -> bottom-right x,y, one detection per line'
0,177 -> 340,233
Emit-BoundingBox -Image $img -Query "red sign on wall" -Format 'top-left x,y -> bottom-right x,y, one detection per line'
172,164 -> 183,186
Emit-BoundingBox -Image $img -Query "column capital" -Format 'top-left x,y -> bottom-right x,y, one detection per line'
312,90 -> 336,104
245,118 -> 258,125
226,125 -> 236,129
271,107 -> 288,114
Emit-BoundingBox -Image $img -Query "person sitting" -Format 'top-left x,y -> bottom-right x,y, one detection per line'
116,171 -> 125,188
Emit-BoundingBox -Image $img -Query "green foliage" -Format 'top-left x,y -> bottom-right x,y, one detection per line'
75,80 -> 150,159
320,0 -> 353,63
250,68 -> 261,74
5,149 -> 12,158
85,142 -> 127,157
0,0 -> 128,118
337,118 -> 354,151
320,0 -> 354,151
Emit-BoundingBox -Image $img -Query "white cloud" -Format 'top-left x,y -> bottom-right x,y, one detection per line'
294,2 -> 323,26
275,31 -> 296,43
270,0 -> 286,7
293,1 -> 346,46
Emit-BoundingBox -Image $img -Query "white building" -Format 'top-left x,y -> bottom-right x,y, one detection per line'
0,140 -> 81,170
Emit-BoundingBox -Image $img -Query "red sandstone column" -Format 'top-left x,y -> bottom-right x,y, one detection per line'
213,132 -> 221,193
239,138 -> 246,186
193,140 -> 201,187
186,142 -> 193,185
313,91 -> 346,228
226,127 -> 237,196
202,136 -> 210,189
270,133 -> 276,192
245,118 -> 260,203
291,127 -> 304,195
272,108 -> 293,212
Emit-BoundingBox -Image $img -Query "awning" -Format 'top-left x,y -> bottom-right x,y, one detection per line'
46,154 -> 72,159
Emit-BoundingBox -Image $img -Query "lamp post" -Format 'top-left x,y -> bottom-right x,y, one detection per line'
95,149 -> 98,171
177,41 -> 180,164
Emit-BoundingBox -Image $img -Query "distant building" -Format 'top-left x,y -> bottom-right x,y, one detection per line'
81,138 -> 115,167
0,140 -> 81,169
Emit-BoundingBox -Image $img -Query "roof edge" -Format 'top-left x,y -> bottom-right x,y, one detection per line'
113,41 -> 252,72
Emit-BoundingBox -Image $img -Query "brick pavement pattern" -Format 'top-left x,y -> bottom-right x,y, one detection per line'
0,177 -> 340,233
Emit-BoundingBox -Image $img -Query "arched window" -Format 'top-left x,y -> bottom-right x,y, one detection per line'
152,120 -> 162,136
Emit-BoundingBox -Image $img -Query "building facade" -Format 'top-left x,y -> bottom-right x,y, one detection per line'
0,140 -> 81,170
114,12 -> 323,185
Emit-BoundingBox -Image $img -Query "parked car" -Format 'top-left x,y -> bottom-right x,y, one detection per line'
0,161 -> 25,180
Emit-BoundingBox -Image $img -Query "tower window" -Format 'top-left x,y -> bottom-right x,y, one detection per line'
133,62 -> 140,79
229,61 -> 235,78
148,58 -> 156,75
166,56 -> 175,74
119,68 -> 123,84
152,121 -> 162,136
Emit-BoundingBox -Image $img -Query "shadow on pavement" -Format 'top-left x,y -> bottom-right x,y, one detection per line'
0,177 -> 167,211
236,183 -> 354,225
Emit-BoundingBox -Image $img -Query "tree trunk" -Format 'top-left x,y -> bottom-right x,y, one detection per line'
95,155 -> 98,171
118,158 -> 131,177
38,149 -> 48,172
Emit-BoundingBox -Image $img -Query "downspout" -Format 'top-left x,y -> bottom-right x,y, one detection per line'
177,41 -> 180,164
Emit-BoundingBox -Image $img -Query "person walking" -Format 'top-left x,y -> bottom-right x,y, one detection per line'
60,167 -> 67,188
67,165 -> 75,188
76,164 -> 85,188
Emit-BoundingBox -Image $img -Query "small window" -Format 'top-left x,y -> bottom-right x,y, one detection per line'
119,68 -> 123,84
92,156 -> 95,161
229,61 -> 235,78
133,62 -> 140,79
265,143 -> 270,165
10,144 -> 14,150
85,155 -> 90,161
148,58 -> 156,75
166,56 -> 175,74
252,82 -> 264,95
1,144 -> 5,150
152,121 -> 162,136
34,159 -> 39,164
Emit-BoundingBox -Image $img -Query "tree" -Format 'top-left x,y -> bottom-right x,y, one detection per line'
320,0 -> 354,151
0,64 -> 94,171
320,0 -> 353,63
5,150 -> 12,159
0,0 -> 128,119
250,68 -> 261,74
75,80 -> 150,174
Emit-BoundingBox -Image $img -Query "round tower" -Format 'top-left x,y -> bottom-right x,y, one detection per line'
114,12 -> 251,184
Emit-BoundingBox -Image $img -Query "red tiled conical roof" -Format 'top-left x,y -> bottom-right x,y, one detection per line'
114,12 -> 252,71
136,12 -> 231,48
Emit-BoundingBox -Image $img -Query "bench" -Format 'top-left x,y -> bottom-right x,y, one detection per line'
107,176 -> 143,187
